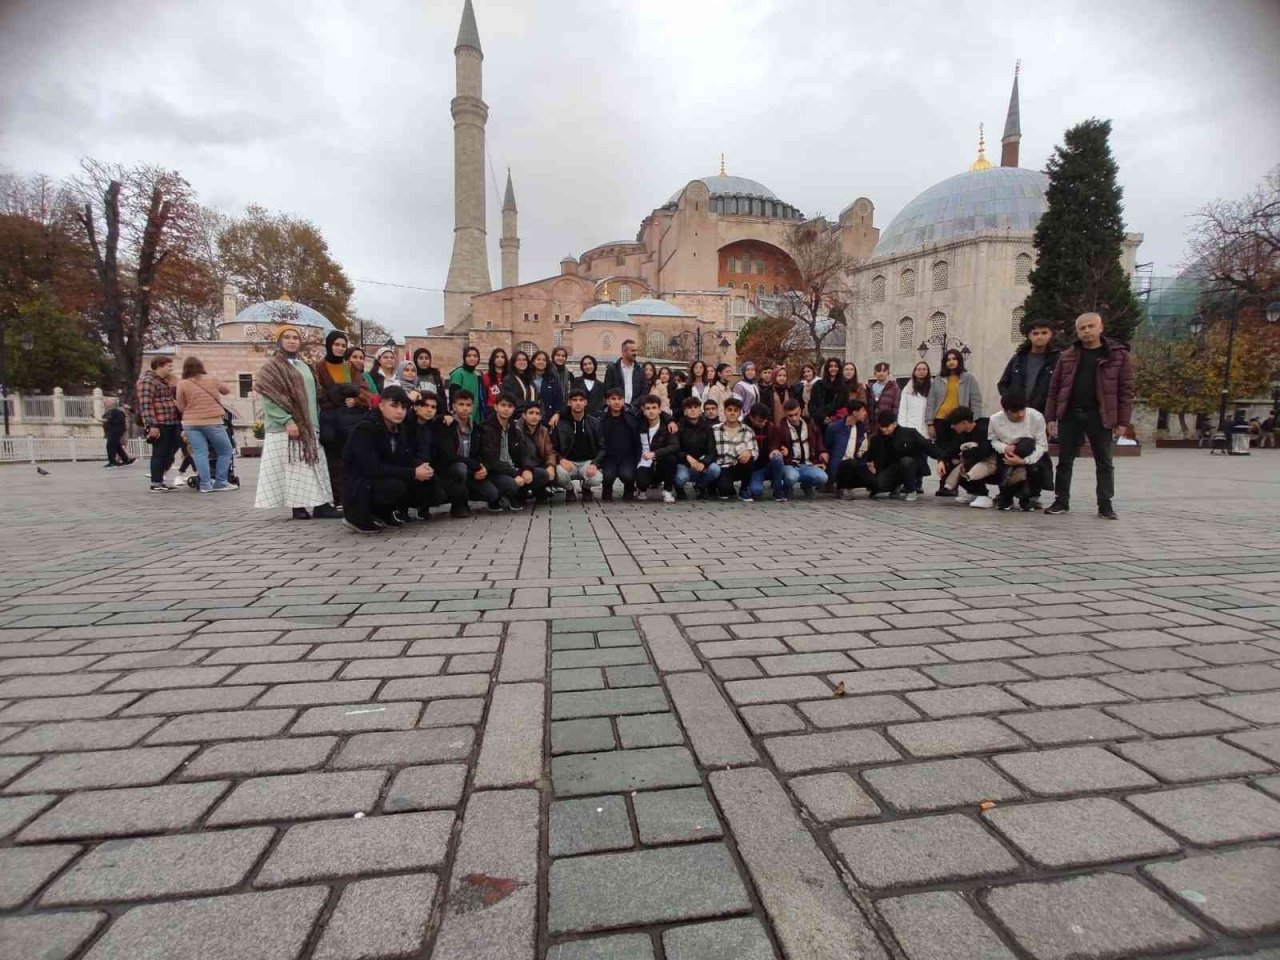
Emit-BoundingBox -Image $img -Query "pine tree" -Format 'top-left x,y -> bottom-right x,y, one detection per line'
1023,118 -> 1142,344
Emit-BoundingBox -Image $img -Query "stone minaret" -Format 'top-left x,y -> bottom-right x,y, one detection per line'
443,0 -> 492,330
1001,61 -> 1021,168
500,168 -> 519,289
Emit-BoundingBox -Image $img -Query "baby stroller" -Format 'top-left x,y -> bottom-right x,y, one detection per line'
185,407 -> 240,489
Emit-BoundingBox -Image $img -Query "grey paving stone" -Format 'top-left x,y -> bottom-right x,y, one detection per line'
1143,846 -> 1280,936
0,692 -> 139,723
798,695 -> 920,728
764,728 -> 900,774
662,917 -> 776,960
0,911 -> 106,960
552,647 -> 649,670
225,661 -> 341,685
998,707 -> 1141,746
121,685 -> 265,716
313,873 -> 438,960
665,672 -> 757,765
1115,735 -> 1275,782
789,772 -> 881,822
992,746 -> 1156,796
257,679 -> 381,707
0,843 -> 79,909
1100,669 -> 1226,700
1226,727 -> 1280,764
255,810 -> 452,885
553,667 -> 605,691
604,664 -> 658,688
1005,678 -> 1129,707
1010,654 -> 1115,677
864,758 -> 1022,813
4,744 -> 194,792
552,746 -> 701,797
207,770 -> 385,826
81,886 -> 326,960
0,792 -> 54,839
921,661 -> 1030,686
832,813 -> 1018,891
985,796 -> 1179,868
548,843 -> 751,933
700,637 -> 789,658
332,726 -> 475,769
432,790 -> 539,960
985,873 -> 1208,960
552,718 -> 616,755
724,675 -> 835,705
42,827 -> 273,905
551,686 -> 670,720
1127,782 -> 1280,845
19,781 -> 227,841
632,786 -> 723,844
546,934 -> 655,960
1105,699 -> 1248,736
0,716 -> 161,754
1212,691 -> 1280,724
475,681 -> 543,788
878,891 -> 1016,960
827,668 -> 935,694
758,652 -> 857,675
853,645 -> 948,669
1095,648 -> 1204,670
1192,663 -> 1280,691
288,700 -> 421,734
550,795 -> 634,855
104,664 -> 234,691
888,717 -> 1025,758
739,703 -> 804,735
179,736 -> 336,780
146,708 -> 297,744
616,712 -> 684,749
906,684 -> 1027,718
1182,642 -> 1275,665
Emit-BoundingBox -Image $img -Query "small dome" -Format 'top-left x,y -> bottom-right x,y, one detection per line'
619,298 -> 688,317
575,303 -> 638,325
232,297 -> 336,332
874,166 -> 1049,258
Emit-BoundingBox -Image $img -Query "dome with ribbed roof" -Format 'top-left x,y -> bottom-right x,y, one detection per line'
663,174 -> 802,220
575,303 -> 638,325
619,298 -> 689,317
874,166 -> 1049,259
230,297 -> 336,333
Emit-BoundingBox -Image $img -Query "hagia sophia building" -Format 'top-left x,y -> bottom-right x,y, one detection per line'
431,0 -> 1143,395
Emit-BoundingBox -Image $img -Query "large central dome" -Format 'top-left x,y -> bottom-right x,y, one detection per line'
874,166 -> 1049,258
667,175 -> 778,204
663,173 -> 801,220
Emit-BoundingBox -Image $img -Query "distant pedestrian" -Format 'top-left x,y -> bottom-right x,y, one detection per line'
174,357 -> 235,493
137,356 -> 183,491
101,397 -> 133,467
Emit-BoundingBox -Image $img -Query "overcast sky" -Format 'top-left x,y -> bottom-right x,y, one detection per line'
2,0 -> 1277,335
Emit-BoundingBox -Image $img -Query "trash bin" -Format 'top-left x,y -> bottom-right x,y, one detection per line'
1230,425 -> 1252,455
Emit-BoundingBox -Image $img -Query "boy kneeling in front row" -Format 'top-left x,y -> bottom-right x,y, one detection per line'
988,389 -> 1050,511
343,386 -> 432,533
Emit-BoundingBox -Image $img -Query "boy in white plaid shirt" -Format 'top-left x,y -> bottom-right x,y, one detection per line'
713,397 -> 758,501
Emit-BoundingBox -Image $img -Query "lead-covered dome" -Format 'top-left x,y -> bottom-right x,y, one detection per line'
668,175 -> 777,204
619,298 -> 688,317
231,297 -> 336,333
575,303 -> 637,325
874,166 -> 1049,258
663,174 -> 802,220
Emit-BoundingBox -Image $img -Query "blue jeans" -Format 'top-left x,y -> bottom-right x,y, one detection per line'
748,466 -> 770,499
776,462 -> 828,497
185,424 -> 233,488
674,461 -> 721,491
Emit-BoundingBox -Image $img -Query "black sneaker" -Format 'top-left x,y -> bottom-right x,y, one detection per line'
564,490 -> 577,503
1098,505 -> 1119,520
600,490 -> 613,502
486,502 -> 504,513
291,507 -> 312,520
996,496 -> 1015,511
343,518 -> 383,534
378,512 -> 403,528
392,510 -> 415,524
1044,501 -> 1069,515
149,483 -> 172,492
935,486 -> 956,498
451,504 -> 473,519
312,503 -> 342,519
581,488 -> 593,502
1018,499 -> 1034,512
802,486 -> 815,500
498,497 -> 518,513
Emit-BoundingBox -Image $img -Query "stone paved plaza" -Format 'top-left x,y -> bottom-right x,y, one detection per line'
1,449 -> 1279,960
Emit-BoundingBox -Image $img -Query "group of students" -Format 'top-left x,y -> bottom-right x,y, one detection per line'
238,309 -> 1132,532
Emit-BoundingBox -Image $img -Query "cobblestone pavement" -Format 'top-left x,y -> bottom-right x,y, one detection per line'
1,450 -> 1279,960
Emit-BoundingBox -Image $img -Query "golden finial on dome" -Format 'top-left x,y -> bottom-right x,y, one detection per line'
720,153 -> 726,176
969,123 -> 992,172
278,290 -> 293,302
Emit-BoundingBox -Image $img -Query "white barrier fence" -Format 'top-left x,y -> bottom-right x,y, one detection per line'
0,435 -> 149,464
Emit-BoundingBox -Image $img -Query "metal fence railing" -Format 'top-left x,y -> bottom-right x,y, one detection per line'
0,436 -> 148,464
20,396 -> 55,421
63,396 -> 98,421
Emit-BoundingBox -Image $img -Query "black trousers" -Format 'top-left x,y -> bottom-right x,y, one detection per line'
444,462 -> 499,507
874,456 -> 923,494
715,462 -> 752,496
636,458 -> 674,492
835,459 -> 875,491
106,436 -> 130,464
346,476 -> 411,527
599,456 -> 636,499
322,441 -> 346,506
148,424 -> 182,483
1055,409 -> 1114,507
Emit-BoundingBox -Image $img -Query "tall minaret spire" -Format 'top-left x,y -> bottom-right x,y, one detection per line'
500,168 -> 519,289
1001,60 -> 1021,168
444,0 -> 492,330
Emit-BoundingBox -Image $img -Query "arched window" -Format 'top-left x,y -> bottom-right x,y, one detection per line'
870,321 -> 885,352
932,260 -> 949,291
1011,307 -> 1026,344
928,312 -> 947,344
553,330 -> 563,348
1015,253 -> 1032,285
898,316 -> 914,349
726,281 -> 735,288
899,268 -> 916,297
645,331 -> 666,357
619,283 -> 632,304
742,283 -> 752,299
515,340 -> 538,356
870,275 -> 886,303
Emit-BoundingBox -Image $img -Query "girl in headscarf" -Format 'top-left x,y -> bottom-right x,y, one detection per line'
550,347 -> 572,404
571,354 -> 604,417
387,360 -> 421,396
412,347 -> 445,400
732,361 -> 761,410
448,345 -> 486,425
253,325 -> 338,520
312,330 -> 370,505
482,348 -> 508,408
372,347 -> 398,392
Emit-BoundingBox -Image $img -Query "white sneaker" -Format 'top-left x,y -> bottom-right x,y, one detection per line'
969,495 -> 994,509
904,491 -> 919,502
955,490 -> 976,505
662,490 -> 676,503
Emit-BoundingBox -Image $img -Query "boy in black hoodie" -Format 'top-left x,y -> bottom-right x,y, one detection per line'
636,394 -> 679,502
865,410 -> 943,502
342,386 -> 429,533
937,406 -> 996,506
598,388 -> 639,501
674,395 -> 721,500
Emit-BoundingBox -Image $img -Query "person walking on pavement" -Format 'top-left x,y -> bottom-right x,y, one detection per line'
101,397 -> 134,467
1043,312 -> 1134,520
137,356 -> 183,491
